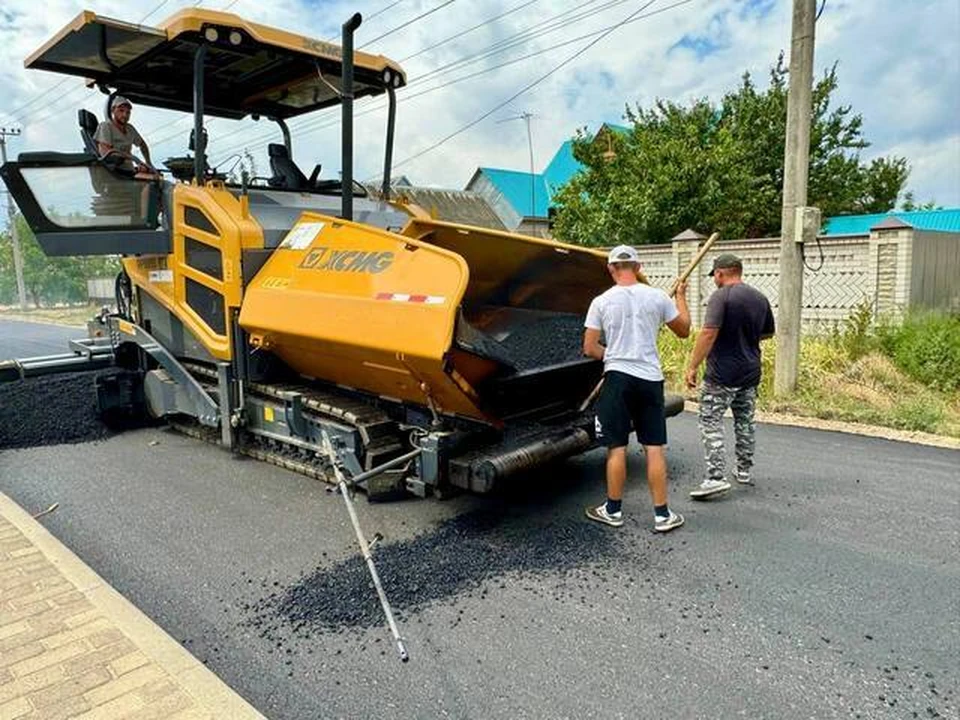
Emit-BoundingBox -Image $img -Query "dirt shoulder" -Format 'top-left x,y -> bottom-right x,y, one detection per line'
684,401 -> 960,450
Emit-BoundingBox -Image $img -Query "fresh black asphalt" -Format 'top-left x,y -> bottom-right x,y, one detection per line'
1,321 -> 957,719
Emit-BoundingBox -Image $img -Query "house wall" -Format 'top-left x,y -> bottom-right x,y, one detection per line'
466,174 -> 522,230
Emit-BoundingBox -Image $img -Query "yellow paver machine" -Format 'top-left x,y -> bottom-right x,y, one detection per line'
1,8 -> 684,499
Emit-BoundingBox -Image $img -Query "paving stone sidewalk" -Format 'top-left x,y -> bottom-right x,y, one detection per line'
0,492 -> 265,720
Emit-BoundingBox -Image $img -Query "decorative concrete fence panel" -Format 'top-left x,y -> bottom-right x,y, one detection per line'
632,223 -> 957,333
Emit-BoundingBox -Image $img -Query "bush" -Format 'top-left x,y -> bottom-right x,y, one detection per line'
876,312 -> 960,392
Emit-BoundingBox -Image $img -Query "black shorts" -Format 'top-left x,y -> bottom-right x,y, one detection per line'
595,371 -> 667,448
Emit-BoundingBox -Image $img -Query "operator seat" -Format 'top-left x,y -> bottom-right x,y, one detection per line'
268,144 -> 308,190
78,109 -> 99,156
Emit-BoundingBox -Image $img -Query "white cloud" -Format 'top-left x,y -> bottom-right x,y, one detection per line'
1,0 -> 957,217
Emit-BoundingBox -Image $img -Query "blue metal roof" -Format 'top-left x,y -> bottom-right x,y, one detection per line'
823,209 -> 960,236
543,140 -> 580,200
474,123 -> 635,217
477,167 -> 550,218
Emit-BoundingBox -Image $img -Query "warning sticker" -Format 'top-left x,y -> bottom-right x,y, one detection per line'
280,222 -> 325,250
149,269 -> 173,283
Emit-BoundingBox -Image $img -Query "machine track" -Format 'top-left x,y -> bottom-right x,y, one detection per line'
177,363 -> 409,485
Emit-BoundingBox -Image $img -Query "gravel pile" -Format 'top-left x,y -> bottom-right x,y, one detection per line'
0,372 -> 113,450
498,314 -> 586,371
244,501 -> 641,638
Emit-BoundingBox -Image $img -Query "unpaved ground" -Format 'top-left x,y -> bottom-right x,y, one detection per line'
684,401 -> 960,450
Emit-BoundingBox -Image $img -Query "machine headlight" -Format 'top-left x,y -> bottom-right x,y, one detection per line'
382,69 -> 392,85
392,74 -> 401,87
229,30 -> 242,46
204,27 -> 219,42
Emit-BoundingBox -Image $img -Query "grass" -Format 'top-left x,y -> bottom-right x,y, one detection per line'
657,313 -> 960,439
0,304 -> 97,327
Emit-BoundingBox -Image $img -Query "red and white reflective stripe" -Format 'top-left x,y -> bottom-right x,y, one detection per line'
375,292 -> 445,305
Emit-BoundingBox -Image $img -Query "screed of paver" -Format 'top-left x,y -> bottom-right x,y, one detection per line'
0,492 -> 263,720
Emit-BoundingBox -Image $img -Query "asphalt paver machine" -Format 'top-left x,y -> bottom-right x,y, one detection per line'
1,8 -> 684,500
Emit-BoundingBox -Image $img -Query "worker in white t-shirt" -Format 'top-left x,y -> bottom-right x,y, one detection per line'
583,245 -> 691,532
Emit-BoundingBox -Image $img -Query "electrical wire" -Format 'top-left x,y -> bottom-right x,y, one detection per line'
227,0 -> 694,155
815,0 -> 826,21
362,0 -> 459,47
389,0 -> 660,172
398,0 -> 541,62
201,0 -> 636,157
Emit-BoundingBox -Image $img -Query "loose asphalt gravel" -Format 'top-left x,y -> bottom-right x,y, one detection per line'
1,321 -> 958,719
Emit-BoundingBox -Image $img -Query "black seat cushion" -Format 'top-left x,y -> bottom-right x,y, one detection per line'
267,143 -> 309,190
78,109 -> 100,155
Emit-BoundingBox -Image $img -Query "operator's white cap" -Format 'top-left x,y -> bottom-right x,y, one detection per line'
607,244 -> 640,264
112,96 -> 132,109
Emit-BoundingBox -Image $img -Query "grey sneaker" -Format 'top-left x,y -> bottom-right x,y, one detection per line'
586,504 -> 623,527
654,511 -> 684,533
690,479 -> 732,499
734,470 -> 754,486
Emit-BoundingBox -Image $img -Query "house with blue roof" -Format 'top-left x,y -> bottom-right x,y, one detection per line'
464,123 -> 628,235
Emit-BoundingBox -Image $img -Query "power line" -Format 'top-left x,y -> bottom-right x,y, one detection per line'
202,0 -> 628,157
390,0 -> 661,172
362,0 -> 459,47
398,0 -> 540,62
208,0 -> 693,162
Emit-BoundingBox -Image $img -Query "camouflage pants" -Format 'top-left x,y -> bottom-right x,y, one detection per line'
698,382 -> 758,482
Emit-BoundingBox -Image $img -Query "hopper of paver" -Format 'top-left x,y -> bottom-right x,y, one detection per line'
239,215 -> 609,425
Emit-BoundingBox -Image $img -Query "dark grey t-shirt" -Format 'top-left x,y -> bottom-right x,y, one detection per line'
703,283 -> 775,388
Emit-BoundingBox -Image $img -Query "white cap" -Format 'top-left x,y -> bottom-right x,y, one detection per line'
112,96 -> 132,109
607,244 -> 640,264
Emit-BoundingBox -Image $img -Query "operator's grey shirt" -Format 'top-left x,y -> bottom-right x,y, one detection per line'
93,121 -> 144,168
584,283 -> 679,382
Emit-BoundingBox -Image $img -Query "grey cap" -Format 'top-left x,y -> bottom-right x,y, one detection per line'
607,244 -> 640,264
708,253 -> 742,276
112,96 -> 132,109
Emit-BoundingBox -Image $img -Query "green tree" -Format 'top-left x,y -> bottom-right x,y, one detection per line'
0,215 -> 119,307
552,55 -> 912,246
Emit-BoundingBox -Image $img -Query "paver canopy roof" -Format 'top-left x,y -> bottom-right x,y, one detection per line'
25,9 -> 406,120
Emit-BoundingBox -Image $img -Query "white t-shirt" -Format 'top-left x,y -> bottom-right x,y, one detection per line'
584,283 -> 679,381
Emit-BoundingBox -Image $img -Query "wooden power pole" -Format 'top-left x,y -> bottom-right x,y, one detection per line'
774,0 -> 818,396
0,127 -> 28,310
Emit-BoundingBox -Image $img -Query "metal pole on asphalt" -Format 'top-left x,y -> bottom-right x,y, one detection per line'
774,0 -> 817,396
0,127 -> 28,310
320,430 -> 409,663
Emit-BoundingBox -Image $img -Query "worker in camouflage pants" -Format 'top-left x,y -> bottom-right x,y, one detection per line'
699,383 -> 757,485
684,254 -> 775,499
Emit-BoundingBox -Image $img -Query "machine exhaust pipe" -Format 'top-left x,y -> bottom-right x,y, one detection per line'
341,12 -> 362,222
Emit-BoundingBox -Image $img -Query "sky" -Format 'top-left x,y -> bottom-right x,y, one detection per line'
1,0 -> 958,219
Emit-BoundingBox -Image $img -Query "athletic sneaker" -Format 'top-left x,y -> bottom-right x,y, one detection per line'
734,470 -> 754,486
689,479 -> 732,499
585,504 -> 623,527
654,511 -> 684,533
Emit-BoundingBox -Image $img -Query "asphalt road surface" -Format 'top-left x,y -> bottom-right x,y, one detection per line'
0,319 -> 82,360
1,321 -> 957,719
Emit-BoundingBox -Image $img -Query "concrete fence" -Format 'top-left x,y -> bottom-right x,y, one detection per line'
635,222 -> 960,332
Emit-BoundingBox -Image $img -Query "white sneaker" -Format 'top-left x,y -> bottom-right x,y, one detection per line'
654,511 -> 684,533
690,479 -> 732,499
734,471 -> 754,486
585,504 -> 623,527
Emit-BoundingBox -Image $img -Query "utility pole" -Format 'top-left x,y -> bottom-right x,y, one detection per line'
497,111 -> 537,217
774,0 -> 817,396
0,127 -> 28,310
